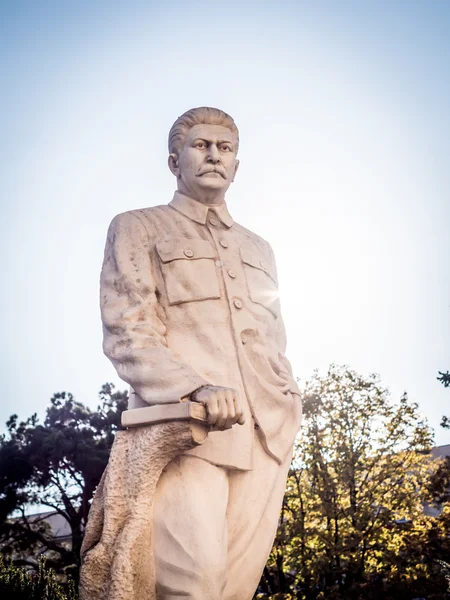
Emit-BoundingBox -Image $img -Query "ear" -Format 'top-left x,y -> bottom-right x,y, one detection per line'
168,153 -> 180,177
231,159 -> 240,182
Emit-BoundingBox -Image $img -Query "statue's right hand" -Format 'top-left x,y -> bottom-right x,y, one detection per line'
191,386 -> 245,430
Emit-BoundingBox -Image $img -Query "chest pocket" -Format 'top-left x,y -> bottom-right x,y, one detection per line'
156,239 -> 220,305
240,249 -> 280,318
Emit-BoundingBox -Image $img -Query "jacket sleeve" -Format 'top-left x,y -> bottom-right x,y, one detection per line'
100,211 -> 210,405
267,243 -> 301,397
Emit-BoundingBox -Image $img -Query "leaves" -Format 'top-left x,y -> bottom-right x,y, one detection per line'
259,365 -> 449,598
437,371 -> 450,389
0,384 -> 127,581
0,556 -> 77,600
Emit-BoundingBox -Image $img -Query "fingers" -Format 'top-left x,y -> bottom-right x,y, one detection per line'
194,386 -> 245,430
213,389 -> 231,430
235,398 -> 246,425
222,389 -> 236,430
233,393 -> 245,426
205,393 -> 219,427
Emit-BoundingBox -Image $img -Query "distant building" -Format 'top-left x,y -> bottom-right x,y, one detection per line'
28,510 -> 72,545
431,444 -> 450,460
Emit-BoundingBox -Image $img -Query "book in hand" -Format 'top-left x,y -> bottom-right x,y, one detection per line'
121,401 -> 208,429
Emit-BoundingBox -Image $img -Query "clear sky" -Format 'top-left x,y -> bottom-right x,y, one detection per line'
1,1 -> 449,444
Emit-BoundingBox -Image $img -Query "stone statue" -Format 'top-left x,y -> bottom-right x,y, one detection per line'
79,107 -> 302,600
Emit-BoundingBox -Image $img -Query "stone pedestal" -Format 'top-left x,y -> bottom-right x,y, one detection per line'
79,407 -> 208,600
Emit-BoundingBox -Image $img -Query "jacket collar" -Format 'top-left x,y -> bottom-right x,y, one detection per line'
169,191 -> 234,228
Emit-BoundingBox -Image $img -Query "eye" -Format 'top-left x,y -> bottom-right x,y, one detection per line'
220,145 -> 232,152
194,141 -> 207,149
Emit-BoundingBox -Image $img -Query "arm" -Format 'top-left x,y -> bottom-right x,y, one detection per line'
100,211 -> 209,405
268,243 -> 301,396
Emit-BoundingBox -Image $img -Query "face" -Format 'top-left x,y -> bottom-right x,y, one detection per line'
169,123 -> 239,204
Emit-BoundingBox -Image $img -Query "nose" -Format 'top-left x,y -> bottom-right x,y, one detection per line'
207,144 -> 220,164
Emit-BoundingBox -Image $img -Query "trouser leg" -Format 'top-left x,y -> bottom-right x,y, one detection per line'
224,437 -> 293,600
153,437 -> 293,600
153,455 -> 229,600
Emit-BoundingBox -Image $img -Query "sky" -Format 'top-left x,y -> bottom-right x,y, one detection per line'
1,0 -> 449,444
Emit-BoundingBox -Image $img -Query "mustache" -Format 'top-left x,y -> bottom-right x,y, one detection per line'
196,166 -> 227,179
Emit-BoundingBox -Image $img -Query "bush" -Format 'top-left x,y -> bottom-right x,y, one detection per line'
0,556 -> 77,600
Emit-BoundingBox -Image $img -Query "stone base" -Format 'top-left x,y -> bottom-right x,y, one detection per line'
79,415 -> 208,600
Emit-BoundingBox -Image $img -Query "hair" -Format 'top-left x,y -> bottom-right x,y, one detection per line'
168,107 -> 239,156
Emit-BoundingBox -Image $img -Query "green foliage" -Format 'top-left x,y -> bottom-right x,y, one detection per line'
0,383 -> 127,580
429,456 -> 450,505
258,365 -> 450,599
438,370 -> 450,429
438,371 -> 450,389
0,556 -> 77,600
1,373 -> 449,598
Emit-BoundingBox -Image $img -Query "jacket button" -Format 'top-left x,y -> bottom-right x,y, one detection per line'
220,239 -> 228,248
209,218 -> 219,226
184,249 -> 194,258
215,260 -> 223,268
241,332 -> 247,344
227,269 -> 236,278
233,299 -> 243,309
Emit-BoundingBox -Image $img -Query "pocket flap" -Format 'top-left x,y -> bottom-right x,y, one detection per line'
156,239 -> 217,263
240,248 -> 276,283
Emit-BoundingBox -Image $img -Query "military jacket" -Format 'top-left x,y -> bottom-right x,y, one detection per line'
100,192 -> 302,470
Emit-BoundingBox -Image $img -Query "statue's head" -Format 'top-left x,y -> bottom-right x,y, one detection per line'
168,107 -> 240,204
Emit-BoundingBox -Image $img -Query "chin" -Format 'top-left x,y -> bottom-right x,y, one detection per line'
198,178 -> 227,191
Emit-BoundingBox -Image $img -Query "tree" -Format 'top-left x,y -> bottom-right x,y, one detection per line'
438,371 -> 450,389
433,367 -> 450,528
0,383 -> 127,581
438,370 -> 450,430
258,365 -> 449,599
0,556 -> 77,600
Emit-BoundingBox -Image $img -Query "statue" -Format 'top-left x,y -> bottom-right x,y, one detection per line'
79,107 -> 302,600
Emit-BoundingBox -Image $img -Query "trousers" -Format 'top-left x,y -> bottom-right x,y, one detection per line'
152,432 -> 293,600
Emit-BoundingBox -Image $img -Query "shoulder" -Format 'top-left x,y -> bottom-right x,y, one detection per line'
233,222 -> 273,254
107,205 -> 171,232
